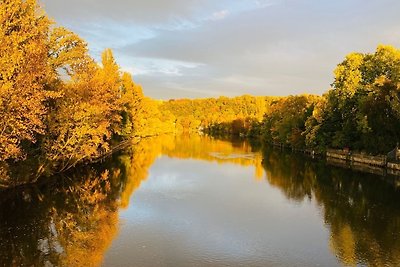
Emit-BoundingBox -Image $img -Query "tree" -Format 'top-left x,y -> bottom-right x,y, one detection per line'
47,27 -> 89,81
306,45 -> 400,153
262,95 -> 318,148
0,0 -> 51,160
43,49 -> 124,169
120,72 -> 144,136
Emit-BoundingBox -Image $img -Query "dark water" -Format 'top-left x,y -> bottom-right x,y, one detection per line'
0,135 -> 400,267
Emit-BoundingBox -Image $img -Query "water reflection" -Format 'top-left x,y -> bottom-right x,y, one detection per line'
0,167 -> 119,266
0,135 -> 399,266
262,146 -> 400,266
161,134 -> 265,180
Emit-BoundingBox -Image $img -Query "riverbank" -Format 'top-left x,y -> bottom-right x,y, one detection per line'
0,137 -> 142,191
326,149 -> 400,177
268,142 -> 400,178
212,133 -> 400,178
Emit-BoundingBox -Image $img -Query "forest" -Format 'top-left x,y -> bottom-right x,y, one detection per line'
161,46 -> 400,155
1,0 -> 400,187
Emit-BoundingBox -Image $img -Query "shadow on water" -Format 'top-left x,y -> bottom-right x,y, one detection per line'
0,135 -> 399,266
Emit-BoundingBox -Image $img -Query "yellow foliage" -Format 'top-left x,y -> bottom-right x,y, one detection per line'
0,0 -> 51,160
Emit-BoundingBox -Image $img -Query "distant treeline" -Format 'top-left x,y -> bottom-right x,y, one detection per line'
159,45 -> 400,155
159,95 -> 278,133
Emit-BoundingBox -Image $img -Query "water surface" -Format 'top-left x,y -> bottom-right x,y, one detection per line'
0,135 -> 400,266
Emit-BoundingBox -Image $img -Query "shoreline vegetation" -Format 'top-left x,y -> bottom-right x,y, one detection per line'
1,0 -> 400,188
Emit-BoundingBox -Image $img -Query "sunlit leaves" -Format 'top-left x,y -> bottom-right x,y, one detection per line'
48,27 -> 88,78
306,45 -> 400,153
262,95 -> 319,148
0,0 -> 51,160
159,96 -> 274,134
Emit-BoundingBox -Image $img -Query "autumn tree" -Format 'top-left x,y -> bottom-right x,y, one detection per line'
47,27 -> 89,84
0,0 -> 149,173
120,72 -> 144,136
134,98 -> 175,136
262,95 -> 318,148
43,49 -> 128,170
0,0 -> 51,160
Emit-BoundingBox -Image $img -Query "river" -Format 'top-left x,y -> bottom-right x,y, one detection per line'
0,135 -> 399,266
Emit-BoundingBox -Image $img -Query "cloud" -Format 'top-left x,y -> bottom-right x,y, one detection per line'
255,0 -> 280,8
41,0 -> 233,25
120,0 -> 400,98
40,0 -> 400,99
211,10 -> 229,21
120,57 -> 204,77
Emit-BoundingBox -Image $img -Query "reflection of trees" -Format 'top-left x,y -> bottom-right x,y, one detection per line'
52,170 -> 119,267
161,134 -> 265,179
118,137 -> 169,208
0,162 -> 121,266
118,134 -> 266,208
0,156 -> 44,188
262,146 -> 317,201
0,134 -> 266,266
262,146 -> 400,266
118,135 -> 266,200
0,135 -> 173,266
115,135 -> 400,266
3,135 -> 399,266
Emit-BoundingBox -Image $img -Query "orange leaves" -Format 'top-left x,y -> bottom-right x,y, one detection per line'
47,27 -> 88,79
0,0 -> 146,167
43,49 -> 146,169
0,0 -> 50,161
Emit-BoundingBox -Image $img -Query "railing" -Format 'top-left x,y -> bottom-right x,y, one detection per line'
326,149 -> 350,161
351,153 -> 386,167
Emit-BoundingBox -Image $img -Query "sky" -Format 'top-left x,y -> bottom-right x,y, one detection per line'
40,0 -> 400,99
